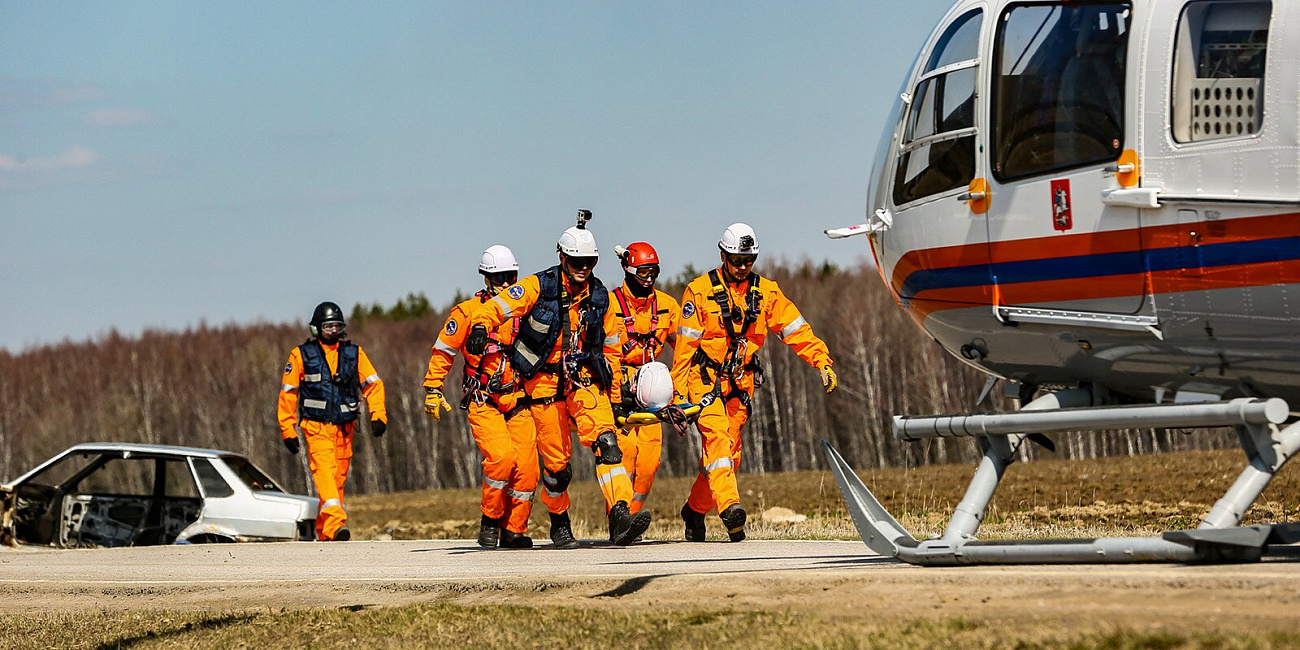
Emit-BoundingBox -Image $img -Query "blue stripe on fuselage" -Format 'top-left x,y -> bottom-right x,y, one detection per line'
898,235 -> 1300,298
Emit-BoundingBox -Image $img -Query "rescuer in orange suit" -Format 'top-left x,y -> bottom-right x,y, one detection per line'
424,245 -> 539,549
467,213 -> 651,547
278,302 -> 388,541
610,241 -> 681,515
672,223 -> 837,542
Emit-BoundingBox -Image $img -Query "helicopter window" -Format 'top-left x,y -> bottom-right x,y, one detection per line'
893,9 -> 982,206
992,3 -> 1130,181
1171,1 -> 1270,143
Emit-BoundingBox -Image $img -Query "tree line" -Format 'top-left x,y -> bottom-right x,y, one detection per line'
0,260 -> 1232,495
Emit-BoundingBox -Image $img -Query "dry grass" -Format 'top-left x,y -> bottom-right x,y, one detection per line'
346,449 -> 1300,542
9,603 -> 1300,650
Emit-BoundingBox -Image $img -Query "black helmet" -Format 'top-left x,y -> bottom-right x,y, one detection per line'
310,301 -> 346,339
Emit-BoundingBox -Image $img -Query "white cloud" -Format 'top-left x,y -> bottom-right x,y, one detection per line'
82,108 -> 157,128
0,147 -> 96,172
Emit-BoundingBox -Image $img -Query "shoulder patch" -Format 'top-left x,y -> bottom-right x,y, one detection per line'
682,301 -> 695,319
508,285 -> 525,300
283,363 -> 292,375
445,320 -> 458,335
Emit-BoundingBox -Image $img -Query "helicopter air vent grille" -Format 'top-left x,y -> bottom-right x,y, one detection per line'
1190,78 -> 1262,141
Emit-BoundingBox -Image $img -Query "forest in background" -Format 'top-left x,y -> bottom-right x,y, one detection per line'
0,261 -> 1231,496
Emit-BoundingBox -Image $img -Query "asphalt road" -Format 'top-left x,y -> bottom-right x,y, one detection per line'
0,539 -> 878,585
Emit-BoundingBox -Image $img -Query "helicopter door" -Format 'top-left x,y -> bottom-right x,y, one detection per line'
885,7 -> 988,310
986,3 -> 1147,321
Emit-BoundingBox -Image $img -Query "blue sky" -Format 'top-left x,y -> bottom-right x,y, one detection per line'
1,1 -> 955,350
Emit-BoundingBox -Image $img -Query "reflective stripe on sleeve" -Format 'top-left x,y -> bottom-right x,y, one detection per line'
604,334 -> 620,346
508,489 -> 535,502
678,326 -> 703,340
302,399 -> 328,410
434,339 -> 459,356
596,466 -> 629,486
322,499 -> 343,509
493,296 -> 513,319
543,485 -> 565,498
362,374 -> 380,386
704,457 -> 734,472
780,316 -> 808,340
281,384 -> 298,393
484,477 -> 509,490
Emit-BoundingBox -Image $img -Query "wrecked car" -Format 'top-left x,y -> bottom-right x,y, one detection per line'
1,443 -> 318,547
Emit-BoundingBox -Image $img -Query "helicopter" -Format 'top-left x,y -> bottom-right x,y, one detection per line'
824,0 -> 1300,564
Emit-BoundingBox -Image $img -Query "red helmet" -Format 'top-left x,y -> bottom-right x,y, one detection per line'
621,241 -> 659,270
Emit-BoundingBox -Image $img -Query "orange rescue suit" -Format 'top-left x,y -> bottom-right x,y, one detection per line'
671,270 -> 831,515
611,284 -> 681,514
278,341 -> 386,541
424,291 -> 539,535
473,272 -> 629,515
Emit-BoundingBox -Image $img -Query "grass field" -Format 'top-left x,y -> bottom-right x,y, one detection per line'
11,448 -> 1300,650
13,603 -> 1300,650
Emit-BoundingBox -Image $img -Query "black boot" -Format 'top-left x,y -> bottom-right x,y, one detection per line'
499,529 -> 534,549
477,515 -> 500,549
720,504 -> 747,542
609,501 -> 651,546
332,527 -> 351,542
681,503 -> 706,542
549,512 -> 580,549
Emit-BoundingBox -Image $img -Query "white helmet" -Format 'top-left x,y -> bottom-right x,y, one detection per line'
633,361 -> 675,410
557,226 -> 599,258
719,222 -> 760,254
479,245 -> 518,274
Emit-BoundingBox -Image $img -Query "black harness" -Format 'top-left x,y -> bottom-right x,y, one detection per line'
692,270 -> 765,407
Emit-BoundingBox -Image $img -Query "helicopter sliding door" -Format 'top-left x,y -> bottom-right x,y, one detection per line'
986,3 -> 1147,320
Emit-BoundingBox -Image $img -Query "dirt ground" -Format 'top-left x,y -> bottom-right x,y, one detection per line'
4,539 -> 1300,638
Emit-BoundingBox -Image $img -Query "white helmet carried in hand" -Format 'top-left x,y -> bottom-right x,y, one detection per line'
479,245 -> 519,274
719,222 -> 760,254
634,361 -> 675,410
557,226 -> 599,258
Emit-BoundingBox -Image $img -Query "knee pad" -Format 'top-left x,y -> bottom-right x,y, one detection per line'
593,431 -> 623,465
543,464 -> 572,493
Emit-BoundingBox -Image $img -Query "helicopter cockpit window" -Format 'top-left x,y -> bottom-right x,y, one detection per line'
992,3 -> 1131,181
1171,1 -> 1270,143
893,9 -> 982,206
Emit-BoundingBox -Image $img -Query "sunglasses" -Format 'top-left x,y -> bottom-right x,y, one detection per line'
633,264 -> 660,280
724,254 -> 757,267
566,256 -> 597,270
486,271 -> 518,286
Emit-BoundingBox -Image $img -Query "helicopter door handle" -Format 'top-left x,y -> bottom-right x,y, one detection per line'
1103,162 -> 1136,174
958,191 -> 986,202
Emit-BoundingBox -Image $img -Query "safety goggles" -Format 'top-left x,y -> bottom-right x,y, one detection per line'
319,322 -> 345,336
632,264 -> 660,280
485,271 -> 518,286
566,256 -> 598,271
724,253 -> 757,268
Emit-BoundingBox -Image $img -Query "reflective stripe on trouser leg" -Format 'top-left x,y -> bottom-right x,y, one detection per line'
526,374 -> 573,515
470,402 -> 516,520
687,386 -> 748,514
595,464 -> 633,508
304,421 -> 352,540
628,422 -> 662,514
503,404 -> 539,534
